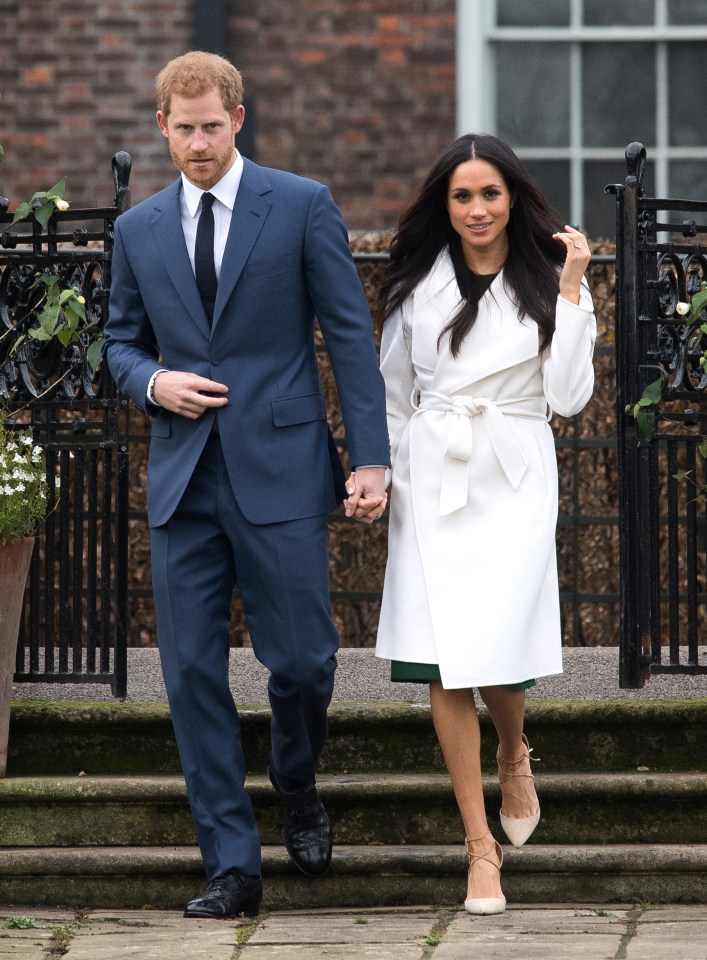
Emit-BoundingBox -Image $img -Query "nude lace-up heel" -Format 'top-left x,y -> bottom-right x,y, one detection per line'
464,833 -> 506,916
497,733 -> 540,847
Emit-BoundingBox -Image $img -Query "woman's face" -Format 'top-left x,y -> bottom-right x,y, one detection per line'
446,158 -> 513,269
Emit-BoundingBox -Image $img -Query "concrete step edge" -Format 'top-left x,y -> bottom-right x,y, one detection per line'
3,845 -> 706,909
2,771 -> 707,801
3,844 -> 707,876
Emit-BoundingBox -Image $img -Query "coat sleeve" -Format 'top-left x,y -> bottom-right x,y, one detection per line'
379,301 -> 416,478
302,185 -> 391,469
541,277 -> 596,417
104,216 -> 162,415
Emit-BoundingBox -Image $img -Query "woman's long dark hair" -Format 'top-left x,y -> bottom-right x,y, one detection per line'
377,134 -> 567,356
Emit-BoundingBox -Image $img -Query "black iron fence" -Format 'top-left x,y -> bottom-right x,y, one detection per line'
609,142 -> 707,688
13,146 -> 698,694
1,154 -> 132,697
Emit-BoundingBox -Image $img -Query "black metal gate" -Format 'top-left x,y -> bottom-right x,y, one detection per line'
610,142 -> 707,688
1,153 -> 132,697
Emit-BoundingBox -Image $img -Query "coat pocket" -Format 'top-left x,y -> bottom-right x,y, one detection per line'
246,255 -> 297,279
150,414 -> 172,438
271,392 -> 326,427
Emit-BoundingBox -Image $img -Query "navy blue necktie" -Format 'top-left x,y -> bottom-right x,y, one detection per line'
195,192 -> 218,323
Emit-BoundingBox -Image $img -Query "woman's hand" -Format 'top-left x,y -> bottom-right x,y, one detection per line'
552,224 -> 591,304
343,467 -> 387,524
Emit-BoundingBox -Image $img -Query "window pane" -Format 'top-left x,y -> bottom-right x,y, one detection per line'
669,0 -> 707,25
521,161 -> 571,223
670,161 -> 707,202
496,44 -> 570,147
669,44 -> 707,147
583,44 -> 656,147
584,0 -> 654,25
497,0 -> 570,26
584,160 -> 655,240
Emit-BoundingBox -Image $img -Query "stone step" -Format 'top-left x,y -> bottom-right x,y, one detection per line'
8,699 -> 707,776
3,772 -> 707,847
1,844 -> 706,909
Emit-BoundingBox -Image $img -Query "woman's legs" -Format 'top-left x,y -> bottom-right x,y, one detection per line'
429,682 -> 502,902
478,685 -> 539,822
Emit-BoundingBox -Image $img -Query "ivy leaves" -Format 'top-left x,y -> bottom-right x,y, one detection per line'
626,375 -> 663,438
13,271 -> 104,376
10,177 -> 69,229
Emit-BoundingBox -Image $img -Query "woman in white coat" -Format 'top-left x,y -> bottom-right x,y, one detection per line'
375,134 -> 595,915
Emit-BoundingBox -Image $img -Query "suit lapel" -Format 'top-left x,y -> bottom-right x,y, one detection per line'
212,159 -> 272,333
148,180 -> 211,342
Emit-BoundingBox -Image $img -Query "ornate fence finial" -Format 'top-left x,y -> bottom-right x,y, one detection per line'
625,142 -> 646,196
111,152 -> 132,214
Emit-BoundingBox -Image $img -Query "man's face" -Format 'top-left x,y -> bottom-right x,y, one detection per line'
157,87 -> 245,190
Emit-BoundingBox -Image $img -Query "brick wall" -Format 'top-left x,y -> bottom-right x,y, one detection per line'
0,0 -> 455,230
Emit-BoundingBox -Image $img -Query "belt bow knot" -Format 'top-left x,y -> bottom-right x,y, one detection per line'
416,390 -> 539,516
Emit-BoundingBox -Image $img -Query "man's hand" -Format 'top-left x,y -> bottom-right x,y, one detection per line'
343,467 -> 387,524
152,371 -> 228,419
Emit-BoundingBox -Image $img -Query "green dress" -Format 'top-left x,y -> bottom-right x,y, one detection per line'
390,658 -> 535,690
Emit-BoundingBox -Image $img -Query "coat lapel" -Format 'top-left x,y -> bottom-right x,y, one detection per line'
212,158 -> 272,333
148,180 -> 211,342
417,249 -> 541,393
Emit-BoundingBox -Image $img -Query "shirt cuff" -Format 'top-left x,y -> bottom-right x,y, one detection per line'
147,369 -> 168,406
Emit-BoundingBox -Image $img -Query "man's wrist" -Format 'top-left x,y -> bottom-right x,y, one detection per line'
147,369 -> 168,406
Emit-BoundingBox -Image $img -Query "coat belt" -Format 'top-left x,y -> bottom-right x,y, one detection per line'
415,390 -> 548,516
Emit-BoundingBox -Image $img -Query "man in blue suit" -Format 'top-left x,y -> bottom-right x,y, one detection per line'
105,51 -> 390,919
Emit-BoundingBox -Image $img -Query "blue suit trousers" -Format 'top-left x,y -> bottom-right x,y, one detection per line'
150,432 -> 339,879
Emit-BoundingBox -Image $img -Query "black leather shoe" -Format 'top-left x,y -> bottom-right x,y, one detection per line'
183,872 -> 262,919
268,763 -> 332,877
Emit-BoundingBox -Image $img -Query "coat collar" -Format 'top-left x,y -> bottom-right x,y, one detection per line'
411,248 -> 541,390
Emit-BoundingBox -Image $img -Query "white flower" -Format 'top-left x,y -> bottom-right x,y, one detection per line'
676,301 -> 691,316
55,198 -> 70,212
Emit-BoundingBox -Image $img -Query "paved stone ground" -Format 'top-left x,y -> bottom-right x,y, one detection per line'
2,904 -> 707,959
11,646 -> 707,704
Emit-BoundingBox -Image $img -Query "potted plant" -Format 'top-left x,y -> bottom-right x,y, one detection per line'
0,415 -> 46,776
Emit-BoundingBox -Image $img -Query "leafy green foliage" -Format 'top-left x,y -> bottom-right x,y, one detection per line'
3,916 -> 39,929
625,375 -> 663,438
10,178 -> 68,228
13,270 -> 104,376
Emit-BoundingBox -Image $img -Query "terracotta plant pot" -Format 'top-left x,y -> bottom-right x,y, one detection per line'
0,536 -> 35,777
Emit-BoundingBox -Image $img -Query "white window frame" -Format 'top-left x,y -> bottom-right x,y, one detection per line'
457,0 -> 707,228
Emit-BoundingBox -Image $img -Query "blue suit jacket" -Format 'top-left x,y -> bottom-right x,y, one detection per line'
105,158 -> 390,527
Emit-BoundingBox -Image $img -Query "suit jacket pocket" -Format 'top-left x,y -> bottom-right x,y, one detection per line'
272,392 -> 326,427
246,255 -> 297,279
151,414 -> 172,438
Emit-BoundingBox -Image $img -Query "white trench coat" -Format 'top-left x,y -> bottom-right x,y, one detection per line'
375,249 -> 596,689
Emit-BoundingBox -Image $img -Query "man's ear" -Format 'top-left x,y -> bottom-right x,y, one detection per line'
232,104 -> 245,135
156,111 -> 169,138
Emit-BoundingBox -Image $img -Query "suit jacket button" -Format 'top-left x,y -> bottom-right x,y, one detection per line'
211,357 -> 222,365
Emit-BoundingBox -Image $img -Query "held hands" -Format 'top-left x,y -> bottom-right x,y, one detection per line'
152,370 -> 228,419
552,225 -> 591,305
343,467 -> 387,524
